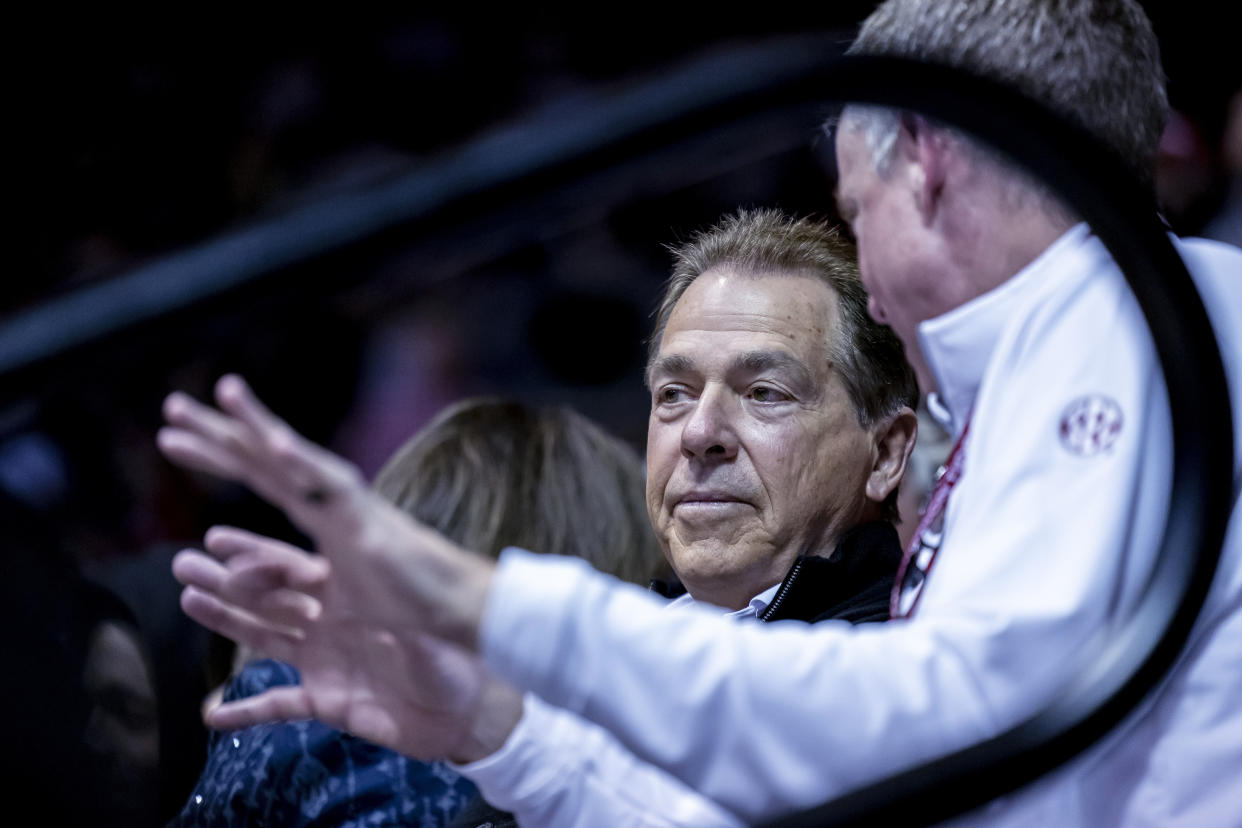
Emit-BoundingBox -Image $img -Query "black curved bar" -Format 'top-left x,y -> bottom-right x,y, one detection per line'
760,56 -> 1233,827
7,47 -> 1231,826
0,35 -> 841,384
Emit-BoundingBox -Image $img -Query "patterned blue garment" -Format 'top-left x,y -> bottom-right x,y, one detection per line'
172,660 -> 478,827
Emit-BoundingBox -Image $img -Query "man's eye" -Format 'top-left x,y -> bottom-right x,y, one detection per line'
750,386 -> 790,403
658,387 -> 686,404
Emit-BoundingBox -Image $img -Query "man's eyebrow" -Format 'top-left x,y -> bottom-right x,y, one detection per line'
734,350 -> 815,391
646,353 -> 696,388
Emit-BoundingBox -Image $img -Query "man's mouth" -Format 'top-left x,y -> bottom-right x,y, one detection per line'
674,491 -> 750,509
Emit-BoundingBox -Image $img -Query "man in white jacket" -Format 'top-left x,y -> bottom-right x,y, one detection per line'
165,209 -> 921,828
160,0 -> 1242,824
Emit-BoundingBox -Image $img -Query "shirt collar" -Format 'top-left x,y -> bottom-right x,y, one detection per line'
667,581 -> 782,618
917,223 -> 1094,437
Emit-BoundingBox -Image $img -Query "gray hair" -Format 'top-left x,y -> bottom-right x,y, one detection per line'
841,0 -> 1168,192
648,208 -> 918,429
647,209 -> 918,522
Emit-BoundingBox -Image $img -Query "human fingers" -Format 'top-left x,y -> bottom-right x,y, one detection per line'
175,547 -> 322,630
204,527 -> 328,625
160,390 -> 261,473
157,422 -> 313,516
157,423 -> 314,519
206,686 -> 316,730
161,384 -> 333,516
171,548 -> 230,594
213,374 -> 291,445
213,374 -> 366,513
156,424 -> 251,483
180,585 -> 302,663
203,525 -> 330,592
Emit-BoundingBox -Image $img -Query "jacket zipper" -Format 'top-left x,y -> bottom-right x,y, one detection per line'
759,558 -> 804,622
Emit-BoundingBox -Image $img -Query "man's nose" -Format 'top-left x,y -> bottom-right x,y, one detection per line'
681,387 -> 739,461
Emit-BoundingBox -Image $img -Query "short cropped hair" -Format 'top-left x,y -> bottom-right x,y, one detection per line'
844,0 -> 1168,192
647,209 -> 918,521
649,208 -> 918,429
373,398 -> 665,585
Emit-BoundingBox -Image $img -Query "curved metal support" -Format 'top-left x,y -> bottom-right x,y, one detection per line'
0,34 -> 843,384
6,47 -> 1231,825
760,56 -> 1233,826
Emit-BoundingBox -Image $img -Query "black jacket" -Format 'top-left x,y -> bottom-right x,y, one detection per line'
650,520 -> 901,624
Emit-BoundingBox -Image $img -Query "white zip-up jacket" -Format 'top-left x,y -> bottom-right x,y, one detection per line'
477,226 -> 1242,826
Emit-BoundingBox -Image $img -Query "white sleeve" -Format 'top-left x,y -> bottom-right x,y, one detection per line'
455,693 -> 743,828
479,259 -> 1180,823
484,550 -> 1002,820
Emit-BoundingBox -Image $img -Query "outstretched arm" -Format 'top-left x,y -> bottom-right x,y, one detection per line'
159,374 -> 494,649
176,528 -> 743,828
172,525 -> 524,762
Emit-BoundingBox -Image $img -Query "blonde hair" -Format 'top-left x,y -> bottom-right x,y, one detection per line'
373,398 -> 664,585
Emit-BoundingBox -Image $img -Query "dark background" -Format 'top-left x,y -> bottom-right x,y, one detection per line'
11,4 -> 1239,552
3,4 -> 1239,823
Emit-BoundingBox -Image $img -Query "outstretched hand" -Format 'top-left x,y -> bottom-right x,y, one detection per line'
173,526 -> 523,761
159,374 -> 494,649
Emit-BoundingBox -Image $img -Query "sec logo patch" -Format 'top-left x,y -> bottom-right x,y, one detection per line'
1059,395 -> 1124,456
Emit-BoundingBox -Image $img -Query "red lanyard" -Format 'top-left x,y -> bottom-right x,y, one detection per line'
890,417 -> 971,619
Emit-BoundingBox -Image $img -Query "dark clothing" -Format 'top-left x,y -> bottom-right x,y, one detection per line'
172,660 -> 477,827
759,521 -> 901,624
650,520 -> 901,624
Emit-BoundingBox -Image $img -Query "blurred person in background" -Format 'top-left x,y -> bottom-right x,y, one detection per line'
172,396 -> 665,826
83,545 -> 215,826
1202,88 -> 1242,246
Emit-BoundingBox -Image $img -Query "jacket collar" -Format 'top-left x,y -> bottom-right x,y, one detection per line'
918,223 -> 1094,438
652,522 -> 903,624
759,521 -> 902,624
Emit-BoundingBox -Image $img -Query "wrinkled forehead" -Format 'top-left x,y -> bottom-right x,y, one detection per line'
653,268 -> 843,368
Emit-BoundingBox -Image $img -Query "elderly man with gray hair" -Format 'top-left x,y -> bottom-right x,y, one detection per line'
161,1 -> 1242,825
164,208 -> 919,827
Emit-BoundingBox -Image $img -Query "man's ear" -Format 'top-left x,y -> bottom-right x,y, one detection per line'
866,406 -> 919,505
896,113 -> 949,224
